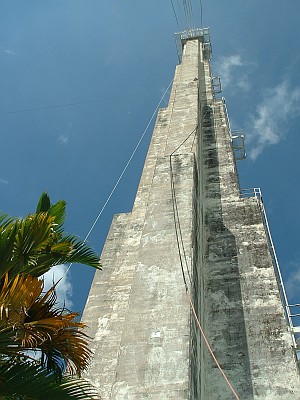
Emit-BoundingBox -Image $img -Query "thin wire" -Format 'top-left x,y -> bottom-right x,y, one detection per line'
188,293 -> 240,400
169,124 -> 240,400
60,80 -> 174,281
190,129 -> 197,151
186,0 -> 192,25
176,0 -> 182,11
187,0 -> 195,29
183,0 -> 194,30
199,0 -> 203,27
176,0 -> 183,16
0,92 -> 152,116
182,0 -> 191,29
170,0 -> 180,30
170,126 -> 197,156
170,172 -> 241,400
169,156 -> 191,285
169,127 -> 198,287
170,157 -> 188,287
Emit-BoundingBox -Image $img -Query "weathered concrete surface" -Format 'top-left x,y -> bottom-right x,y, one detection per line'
191,96 -> 300,399
82,36 -> 300,399
82,40 -> 200,399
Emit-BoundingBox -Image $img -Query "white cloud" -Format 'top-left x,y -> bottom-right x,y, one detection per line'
3,49 -> 16,56
0,178 -> 8,185
105,55 -> 113,67
216,55 -> 242,88
248,80 -> 300,159
58,134 -> 69,145
42,264 -> 73,308
215,54 -> 254,94
285,261 -> 300,301
237,77 -> 251,92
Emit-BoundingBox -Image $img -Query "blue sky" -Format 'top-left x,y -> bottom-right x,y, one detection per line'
1,1 -> 300,313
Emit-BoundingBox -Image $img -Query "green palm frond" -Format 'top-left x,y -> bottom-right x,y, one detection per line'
0,361 -> 99,399
36,192 -> 67,232
35,192 -> 51,214
0,200 -> 101,279
13,214 -> 57,269
0,215 -> 14,227
55,235 -> 101,268
0,194 -> 102,399
0,214 -> 56,279
48,200 -> 67,231
0,217 -> 19,275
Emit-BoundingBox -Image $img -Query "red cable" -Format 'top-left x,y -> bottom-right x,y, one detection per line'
187,291 -> 240,400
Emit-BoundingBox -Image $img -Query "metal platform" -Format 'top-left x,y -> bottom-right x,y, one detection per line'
174,27 -> 212,62
240,187 -> 300,352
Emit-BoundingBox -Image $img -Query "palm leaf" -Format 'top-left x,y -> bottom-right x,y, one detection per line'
0,274 -> 92,377
35,192 -> 51,214
0,214 -> 56,279
48,200 -> 66,231
0,361 -> 99,399
0,215 -> 14,227
55,235 -> 100,268
0,212 -> 100,280
0,219 -> 20,277
0,194 -> 102,398
12,214 -> 56,269
36,192 -> 66,230
0,274 -> 43,325
35,236 -> 101,273
0,192 -> 100,281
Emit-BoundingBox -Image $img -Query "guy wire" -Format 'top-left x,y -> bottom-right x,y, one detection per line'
58,80 -> 174,285
170,0 -> 180,30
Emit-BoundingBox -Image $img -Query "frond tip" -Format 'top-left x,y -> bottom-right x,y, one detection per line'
0,273 -> 93,378
36,192 -> 51,214
0,193 -> 101,279
0,361 -> 100,399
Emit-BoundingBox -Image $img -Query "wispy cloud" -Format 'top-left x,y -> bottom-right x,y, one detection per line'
216,55 -> 242,88
58,134 -> 70,145
3,49 -> 16,56
215,54 -> 253,92
43,264 -> 73,308
104,55 -> 113,67
248,80 -> 300,159
0,178 -> 8,185
285,260 -> 300,301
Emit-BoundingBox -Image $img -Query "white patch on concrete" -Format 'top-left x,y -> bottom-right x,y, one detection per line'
95,316 -> 110,340
151,330 -> 161,338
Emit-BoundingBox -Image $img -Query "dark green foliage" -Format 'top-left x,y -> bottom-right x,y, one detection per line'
0,193 -> 101,399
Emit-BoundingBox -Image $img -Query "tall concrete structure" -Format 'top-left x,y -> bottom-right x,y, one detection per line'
82,29 -> 300,399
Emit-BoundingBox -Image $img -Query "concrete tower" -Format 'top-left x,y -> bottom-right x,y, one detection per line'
82,29 -> 300,399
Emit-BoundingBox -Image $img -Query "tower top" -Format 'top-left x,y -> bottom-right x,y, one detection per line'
174,27 -> 211,62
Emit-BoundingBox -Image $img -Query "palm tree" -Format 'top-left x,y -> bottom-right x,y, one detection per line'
0,192 -> 100,280
0,193 -> 101,399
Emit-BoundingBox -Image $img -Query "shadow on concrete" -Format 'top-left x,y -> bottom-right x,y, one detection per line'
189,105 -> 255,400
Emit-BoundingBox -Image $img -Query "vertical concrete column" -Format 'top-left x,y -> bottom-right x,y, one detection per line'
83,32 -> 300,400
82,39 -> 201,399
193,58 -> 300,399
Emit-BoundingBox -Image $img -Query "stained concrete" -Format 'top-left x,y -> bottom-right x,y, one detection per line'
82,35 -> 300,399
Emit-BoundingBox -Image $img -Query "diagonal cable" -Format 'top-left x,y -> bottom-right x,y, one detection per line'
59,80 -> 174,283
